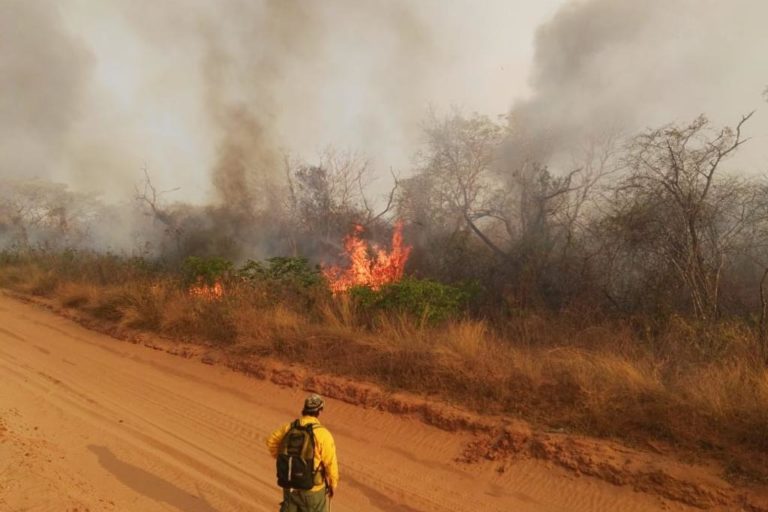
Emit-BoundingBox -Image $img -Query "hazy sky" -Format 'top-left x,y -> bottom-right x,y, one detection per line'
51,0 -> 565,202
2,0 -> 766,206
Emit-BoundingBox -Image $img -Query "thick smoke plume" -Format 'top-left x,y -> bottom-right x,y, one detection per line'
510,0 -> 768,169
1,0 -> 766,258
4,0 -> 448,199
0,1 -> 91,182
124,0 -> 443,257
1,0 -> 455,256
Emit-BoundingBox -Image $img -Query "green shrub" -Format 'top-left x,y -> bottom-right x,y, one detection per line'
238,257 -> 326,309
351,278 -> 474,323
181,256 -> 233,285
238,257 -> 323,287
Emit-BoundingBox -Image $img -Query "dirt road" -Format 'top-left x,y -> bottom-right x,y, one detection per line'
0,292 -> 698,511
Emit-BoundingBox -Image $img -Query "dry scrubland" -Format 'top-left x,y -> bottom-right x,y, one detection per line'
2,251 -> 768,483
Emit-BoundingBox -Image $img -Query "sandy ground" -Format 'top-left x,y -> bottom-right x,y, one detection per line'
0,292 -> 721,512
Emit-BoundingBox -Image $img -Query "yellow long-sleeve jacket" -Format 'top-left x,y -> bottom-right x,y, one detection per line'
266,415 -> 339,493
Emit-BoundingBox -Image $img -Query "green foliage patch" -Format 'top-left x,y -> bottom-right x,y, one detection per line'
238,257 -> 326,309
238,257 -> 323,288
182,256 -> 233,285
351,277 -> 475,323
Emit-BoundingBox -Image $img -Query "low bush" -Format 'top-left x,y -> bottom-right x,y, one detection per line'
351,277 -> 474,323
239,257 -> 326,308
182,256 -> 233,285
239,257 -> 323,287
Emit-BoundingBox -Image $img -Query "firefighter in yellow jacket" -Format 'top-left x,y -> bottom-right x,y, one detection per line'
266,394 -> 339,512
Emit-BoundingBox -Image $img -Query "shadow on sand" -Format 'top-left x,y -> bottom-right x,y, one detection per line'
88,445 -> 218,512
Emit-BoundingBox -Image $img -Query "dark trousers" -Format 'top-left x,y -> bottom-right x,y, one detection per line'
280,487 -> 329,512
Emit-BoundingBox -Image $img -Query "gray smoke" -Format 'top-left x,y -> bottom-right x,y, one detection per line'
114,0 -> 443,256
2,0 -> 766,255
0,1 -> 92,181
509,0 -> 768,169
0,0 -> 449,254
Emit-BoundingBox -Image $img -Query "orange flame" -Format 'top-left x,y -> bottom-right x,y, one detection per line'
189,278 -> 224,301
323,221 -> 411,293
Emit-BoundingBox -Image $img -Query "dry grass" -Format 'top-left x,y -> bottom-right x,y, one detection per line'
3,254 -> 768,478
56,281 -> 95,308
318,292 -> 357,331
0,264 -> 60,296
441,319 -> 491,359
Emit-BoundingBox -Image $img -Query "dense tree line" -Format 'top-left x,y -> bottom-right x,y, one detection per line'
2,110 -> 767,323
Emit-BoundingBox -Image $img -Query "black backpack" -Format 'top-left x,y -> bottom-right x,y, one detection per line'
276,420 -> 322,489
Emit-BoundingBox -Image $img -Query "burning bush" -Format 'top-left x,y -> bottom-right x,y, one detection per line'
323,222 -> 411,293
183,256 -> 232,301
182,256 -> 233,285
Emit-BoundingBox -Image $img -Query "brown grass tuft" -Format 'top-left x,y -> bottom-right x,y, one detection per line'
57,281 -> 95,308
19,268 -> 59,296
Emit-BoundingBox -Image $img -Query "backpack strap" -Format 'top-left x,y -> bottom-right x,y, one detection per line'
293,419 -> 324,433
305,423 -> 328,482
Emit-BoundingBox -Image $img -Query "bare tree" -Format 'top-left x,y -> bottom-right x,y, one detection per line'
396,111 -> 625,306
405,112 -> 506,250
609,113 -> 756,319
0,179 -> 97,250
283,148 -> 399,258
135,167 -> 183,252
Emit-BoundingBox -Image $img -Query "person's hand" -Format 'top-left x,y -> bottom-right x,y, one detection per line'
327,486 -> 335,499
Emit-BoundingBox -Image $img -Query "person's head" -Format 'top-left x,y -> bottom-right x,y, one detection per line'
302,393 -> 325,417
